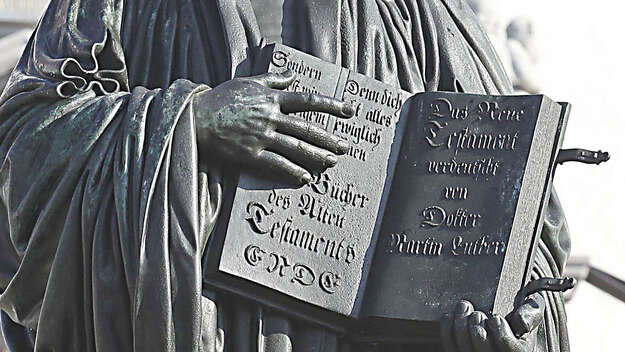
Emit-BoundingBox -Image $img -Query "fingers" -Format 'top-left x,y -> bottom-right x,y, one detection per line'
486,315 -> 523,352
442,301 -> 541,352
255,151 -> 311,186
508,293 -> 546,337
468,312 -> 493,352
245,73 -> 356,120
453,301 -> 474,352
273,114 -> 349,155
247,70 -> 296,90
269,133 -> 339,171
440,313 -> 459,352
279,91 -> 355,119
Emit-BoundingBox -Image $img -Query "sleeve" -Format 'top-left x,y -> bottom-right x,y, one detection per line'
0,0 -> 215,350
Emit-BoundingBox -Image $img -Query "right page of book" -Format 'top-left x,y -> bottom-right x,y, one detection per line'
362,92 -> 564,322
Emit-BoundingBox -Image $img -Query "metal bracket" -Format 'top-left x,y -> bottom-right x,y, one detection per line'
556,148 -> 610,165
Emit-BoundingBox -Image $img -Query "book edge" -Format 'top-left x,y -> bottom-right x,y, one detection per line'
493,95 -> 565,314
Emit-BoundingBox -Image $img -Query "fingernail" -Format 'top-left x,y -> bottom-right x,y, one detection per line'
282,69 -> 293,77
325,154 -> 338,167
342,103 -> 355,117
338,140 -> 350,153
300,173 -> 312,185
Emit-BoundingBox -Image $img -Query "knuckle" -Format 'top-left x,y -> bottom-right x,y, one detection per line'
470,325 -> 487,340
296,140 -> 307,152
301,93 -> 314,104
249,118 -> 267,131
264,110 -> 279,123
262,131 -> 278,146
502,336 -> 518,347
308,94 -> 320,104
328,133 -> 342,143
468,312 -> 482,324
244,144 -> 261,158
331,99 -> 343,110
269,93 -> 281,104
272,99 -> 283,111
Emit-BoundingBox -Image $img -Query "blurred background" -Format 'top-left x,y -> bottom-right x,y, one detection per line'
0,0 -> 623,351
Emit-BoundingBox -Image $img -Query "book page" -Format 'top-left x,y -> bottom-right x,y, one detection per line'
218,44 -> 411,316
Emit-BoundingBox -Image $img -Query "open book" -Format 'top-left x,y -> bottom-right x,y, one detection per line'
205,44 -> 570,342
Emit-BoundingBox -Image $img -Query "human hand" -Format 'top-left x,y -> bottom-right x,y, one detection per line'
193,70 -> 354,185
441,278 -> 575,352
441,296 -> 544,352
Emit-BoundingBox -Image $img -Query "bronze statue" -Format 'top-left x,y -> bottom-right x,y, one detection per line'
0,0 -> 571,351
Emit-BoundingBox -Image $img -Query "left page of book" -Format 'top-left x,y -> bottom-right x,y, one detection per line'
217,44 -> 411,316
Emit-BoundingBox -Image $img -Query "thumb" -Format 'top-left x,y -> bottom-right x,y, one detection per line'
247,70 -> 296,89
508,293 -> 545,337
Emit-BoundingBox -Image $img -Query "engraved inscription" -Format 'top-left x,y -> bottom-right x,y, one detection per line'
307,172 -> 371,209
451,235 -> 506,256
387,233 -> 506,257
385,94 -> 530,262
427,157 -> 501,179
242,244 -> 340,294
244,245 -> 265,266
446,128 -> 519,154
332,120 -> 382,146
425,120 -> 448,148
221,44 -> 412,313
268,189 -> 292,210
421,206 -> 482,229
298,193 -> 346,228
424,98 -> 523,154
320,272 -> 342,294
430,98 -> 469,120
344,80 -> 404,111
272,50 -> 323,80
292,264 -> 316,286
477,101 -> 524,121
244,201 -> 357,265
444,186 -> 468,200
246,202 -> 274,234
390,233 -> 443,256
267,253 -> 291,277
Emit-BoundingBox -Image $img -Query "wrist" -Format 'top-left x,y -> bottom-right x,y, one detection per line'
191,89 -> 214,155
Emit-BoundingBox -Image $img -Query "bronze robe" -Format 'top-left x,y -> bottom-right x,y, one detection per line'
0,0 -> 570,351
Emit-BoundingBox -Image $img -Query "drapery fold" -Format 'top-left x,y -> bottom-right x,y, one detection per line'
0,0 -> 570,351
0,1 -> 214,350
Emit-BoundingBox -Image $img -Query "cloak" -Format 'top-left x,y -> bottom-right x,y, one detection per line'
0,0 -> 570,351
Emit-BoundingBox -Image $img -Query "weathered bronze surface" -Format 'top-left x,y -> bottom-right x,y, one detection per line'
364,93 -> 569,323
0,0 -> 574,351
207,44 -> 411,318
207,56 -> 571,341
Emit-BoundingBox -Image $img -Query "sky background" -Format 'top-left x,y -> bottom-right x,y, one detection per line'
494,1 -> 625,351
